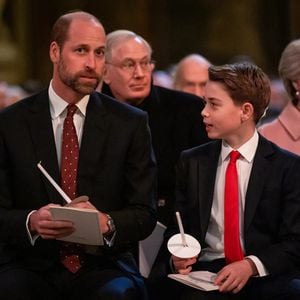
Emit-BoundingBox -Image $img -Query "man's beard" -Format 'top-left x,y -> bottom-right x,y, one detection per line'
58,60 -> 101,95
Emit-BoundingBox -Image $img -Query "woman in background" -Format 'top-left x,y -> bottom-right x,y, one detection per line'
259,39 -> 300,155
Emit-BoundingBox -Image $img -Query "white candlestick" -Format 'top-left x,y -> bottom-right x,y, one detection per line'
37,162 -> 71,204
176,211 -> 188,247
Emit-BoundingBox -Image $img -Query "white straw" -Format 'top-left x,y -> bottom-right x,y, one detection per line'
175,211 -> 188,247
37,162 -> 71,204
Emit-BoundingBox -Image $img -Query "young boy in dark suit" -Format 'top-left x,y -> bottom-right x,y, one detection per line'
161,62 -> 300,300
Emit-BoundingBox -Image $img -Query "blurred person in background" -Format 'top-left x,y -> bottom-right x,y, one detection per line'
152,70 -> 173,89
259,39 -> 300,155
173,54 -> 211,98
258,78 -> 289,125
0,81 -> 27,109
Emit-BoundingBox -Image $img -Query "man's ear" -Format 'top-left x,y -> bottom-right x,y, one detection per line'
240,102 -> 254,122
49,41 -> 60,64
102,65 -> 111,84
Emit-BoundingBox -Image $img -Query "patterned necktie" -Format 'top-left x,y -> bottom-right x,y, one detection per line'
224,150 -> 244,264
60,104 -> 84,273
61,104 -> 79,200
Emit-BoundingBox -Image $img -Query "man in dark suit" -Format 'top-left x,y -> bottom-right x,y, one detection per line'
0,11 -> 156,300
157,63 -> 300,299
102,30 -> 209,226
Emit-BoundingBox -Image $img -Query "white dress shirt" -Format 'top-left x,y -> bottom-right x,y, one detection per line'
48,81 -> 89,166
199,131 -> 268,276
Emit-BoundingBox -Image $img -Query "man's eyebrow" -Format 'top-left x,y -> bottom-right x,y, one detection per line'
122,55 -> 149,61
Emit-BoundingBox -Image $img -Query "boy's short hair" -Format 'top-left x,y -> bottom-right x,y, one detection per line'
208,62 -> 271,124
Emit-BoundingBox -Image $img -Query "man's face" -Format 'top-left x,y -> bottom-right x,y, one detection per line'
50,19 -> 106,101
103,37 -> 153,105
177,61 -> 209,98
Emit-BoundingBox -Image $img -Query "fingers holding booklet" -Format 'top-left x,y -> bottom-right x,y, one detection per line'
49,203 -> 104,246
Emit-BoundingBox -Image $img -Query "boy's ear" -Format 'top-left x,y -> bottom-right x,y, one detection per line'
292,81 -> 300,91
240,102 -> 253,122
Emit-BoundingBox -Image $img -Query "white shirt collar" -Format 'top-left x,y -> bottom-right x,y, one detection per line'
48,80 -> 89,119
221,130 -> 259,163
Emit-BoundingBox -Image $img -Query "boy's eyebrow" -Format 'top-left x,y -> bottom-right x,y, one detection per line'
207,96 -> 221,102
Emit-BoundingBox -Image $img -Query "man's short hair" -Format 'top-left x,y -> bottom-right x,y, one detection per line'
105,30 -> 152,62
50,11 -> 102,48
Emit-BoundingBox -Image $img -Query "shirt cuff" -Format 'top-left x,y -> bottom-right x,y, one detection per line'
246,255 -> 269,277
26,210 -> 40,245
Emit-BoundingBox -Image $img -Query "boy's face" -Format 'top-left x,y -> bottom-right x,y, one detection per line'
202,81 -> 247,145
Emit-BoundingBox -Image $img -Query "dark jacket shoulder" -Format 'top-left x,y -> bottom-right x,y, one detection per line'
92,91 -> 147,120
150,85 -> 204,110
181,140 -> 221,159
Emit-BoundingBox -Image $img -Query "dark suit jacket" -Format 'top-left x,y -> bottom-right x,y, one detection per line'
102,83 -> 210,225
0,90 -> 157,271
175,135 -> 300,275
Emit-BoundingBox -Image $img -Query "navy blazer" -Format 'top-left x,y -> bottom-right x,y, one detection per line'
175,136 -> 300,275
0,90 -> 157,270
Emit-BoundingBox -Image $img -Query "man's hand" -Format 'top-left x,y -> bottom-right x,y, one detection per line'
29,204 -> 74,239
214,259 -> 256,294
172,255 -> 198,274
68,199 -> 110,234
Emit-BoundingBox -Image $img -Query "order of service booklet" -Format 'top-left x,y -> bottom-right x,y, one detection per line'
49,206 -> 104,246
168,271 -> 219,291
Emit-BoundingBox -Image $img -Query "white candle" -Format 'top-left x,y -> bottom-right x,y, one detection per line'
37,162 -> 71,204
175,211 -> 188,247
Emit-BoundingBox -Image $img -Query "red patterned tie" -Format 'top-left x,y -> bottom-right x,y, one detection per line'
224,150 -> 244,264
61,104 -> 79,200
60,104 -> 84,273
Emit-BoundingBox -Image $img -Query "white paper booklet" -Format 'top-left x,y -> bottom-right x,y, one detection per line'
49,206 -> 103,246
168,271 -> 218,291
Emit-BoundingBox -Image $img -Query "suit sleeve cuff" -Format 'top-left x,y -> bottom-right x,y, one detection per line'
246,255 -> 269,277
26,210 -> 39,245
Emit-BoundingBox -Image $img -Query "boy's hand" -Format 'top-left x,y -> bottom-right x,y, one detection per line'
214,259 -> 256,293
172,255 -> 198,274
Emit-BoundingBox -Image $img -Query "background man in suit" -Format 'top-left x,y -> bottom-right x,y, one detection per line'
102,30 -> 210,226
173,53 -> 211,98
0,11 -> 156,300
156,62 -> 300,299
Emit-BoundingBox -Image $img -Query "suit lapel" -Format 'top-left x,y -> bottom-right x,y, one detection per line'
26,90 -> 61,203
77,93 -> 109,196
244,136 -> 274,231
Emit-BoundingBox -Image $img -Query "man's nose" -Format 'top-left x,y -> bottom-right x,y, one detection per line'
86,53 -> 96,69
133,63 -> 146,77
